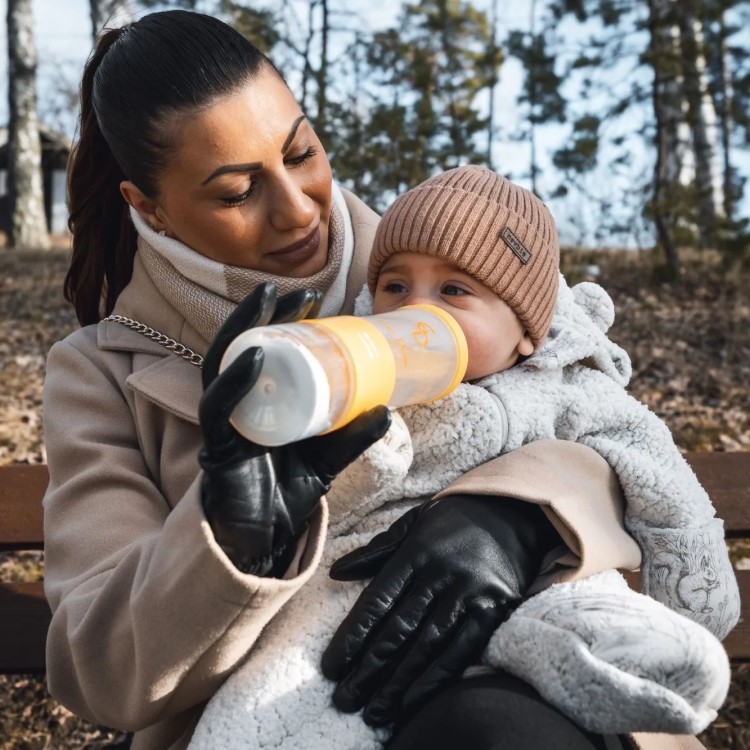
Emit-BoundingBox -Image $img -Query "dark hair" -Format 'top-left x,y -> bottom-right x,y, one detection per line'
65,11 -> 278,325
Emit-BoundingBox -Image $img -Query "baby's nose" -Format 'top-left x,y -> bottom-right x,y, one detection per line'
403,294 -> 441,309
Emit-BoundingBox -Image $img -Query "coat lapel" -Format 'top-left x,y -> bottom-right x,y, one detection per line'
98,320 -> 201,425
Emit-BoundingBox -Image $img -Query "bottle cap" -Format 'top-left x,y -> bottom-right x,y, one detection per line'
221,330 -> 331,446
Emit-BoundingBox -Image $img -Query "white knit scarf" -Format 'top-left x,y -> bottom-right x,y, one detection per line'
131,183 -> 354,342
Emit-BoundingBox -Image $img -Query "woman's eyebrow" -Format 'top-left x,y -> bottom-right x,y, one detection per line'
201,115 -> 307,186
201,161 -> 262,186
281,115 -> 307,154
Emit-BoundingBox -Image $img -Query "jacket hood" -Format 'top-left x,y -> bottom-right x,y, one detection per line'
523,274 -> 631,386
354,273 -> 631,388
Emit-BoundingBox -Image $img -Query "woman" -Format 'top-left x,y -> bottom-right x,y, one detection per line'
43,10 -> 704,750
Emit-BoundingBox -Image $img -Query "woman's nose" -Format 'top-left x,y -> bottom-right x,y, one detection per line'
268,171 -> 317,231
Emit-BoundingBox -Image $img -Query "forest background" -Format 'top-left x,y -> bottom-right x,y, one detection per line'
1,0 -> 749,748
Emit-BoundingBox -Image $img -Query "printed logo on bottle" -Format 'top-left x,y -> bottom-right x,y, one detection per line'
412,322 -> 436,348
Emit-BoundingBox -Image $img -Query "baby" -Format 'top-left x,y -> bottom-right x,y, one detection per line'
189,167 -> 738,750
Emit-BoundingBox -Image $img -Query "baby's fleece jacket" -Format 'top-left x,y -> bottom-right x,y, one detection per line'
189,276 -> 738,750
478,277 -> 739,639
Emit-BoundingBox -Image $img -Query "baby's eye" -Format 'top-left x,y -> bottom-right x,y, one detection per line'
382,281 -> 409,294
442,284 -> 469,296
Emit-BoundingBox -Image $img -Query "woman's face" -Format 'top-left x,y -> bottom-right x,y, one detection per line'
125,67 -> 333,276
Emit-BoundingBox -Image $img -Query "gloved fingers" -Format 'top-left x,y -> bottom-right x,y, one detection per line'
362,601 -> 466,727
400,598 -> 502,716
270,288 -> 322,325
202,282 -> 277,389
199,347 -> 265,452
331,585 -> 439,713
328,502 -> 423,582
322,559 -> 415,682
307,290 -> 324,319
300,405 -> 392,487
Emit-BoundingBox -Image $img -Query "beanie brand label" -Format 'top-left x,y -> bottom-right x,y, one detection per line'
500,227 -> 532,265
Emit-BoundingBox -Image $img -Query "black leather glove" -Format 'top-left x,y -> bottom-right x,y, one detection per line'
321,494 -> 562,726
199,282 -> 391,577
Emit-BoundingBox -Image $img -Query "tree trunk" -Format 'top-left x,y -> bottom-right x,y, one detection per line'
438,1 -> 465,163
89,0 -> 131,42
663,23 -> 694,188
529,0 -> 539,196
648,0 -> 681,278
298,0 -> 316,114
315,0 -> 329,140
487,0 -> 498,169
678,4 -> 724,246
713,9 -> 734,221
6,0 -> 50,250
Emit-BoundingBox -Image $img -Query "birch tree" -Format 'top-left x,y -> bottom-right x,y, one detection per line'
703,0 -> 747,227
678,1 -> 724,245
6,0 -> 49,250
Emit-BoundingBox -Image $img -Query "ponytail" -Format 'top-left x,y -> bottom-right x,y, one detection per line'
64,11 -> 277,326
65,28 -> 137,326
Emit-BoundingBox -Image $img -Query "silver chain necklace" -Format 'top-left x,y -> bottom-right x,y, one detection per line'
102,315 -> 204,368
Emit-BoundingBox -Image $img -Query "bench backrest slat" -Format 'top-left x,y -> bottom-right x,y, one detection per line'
0,453 -> 747,674
0,464 -> 47,551
684,453 -> 750,536
0,456 -> 746,550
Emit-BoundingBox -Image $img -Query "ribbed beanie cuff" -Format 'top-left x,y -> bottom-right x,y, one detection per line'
368,166 -> 560,348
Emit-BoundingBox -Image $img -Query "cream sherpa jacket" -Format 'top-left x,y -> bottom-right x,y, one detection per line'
477,278 -> 740,639
189,276 -> 736,749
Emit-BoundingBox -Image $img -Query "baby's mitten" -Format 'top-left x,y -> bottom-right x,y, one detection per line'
628,517 -> 740,640
485,569 -> 730,735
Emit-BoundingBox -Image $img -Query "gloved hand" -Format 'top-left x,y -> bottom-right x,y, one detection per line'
321,494 -> 561,726
199,282 -> 391,577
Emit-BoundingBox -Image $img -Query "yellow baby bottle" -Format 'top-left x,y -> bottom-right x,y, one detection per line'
220,304 -> 468,446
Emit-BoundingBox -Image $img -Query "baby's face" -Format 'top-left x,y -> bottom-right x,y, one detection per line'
372,252 -> 534,380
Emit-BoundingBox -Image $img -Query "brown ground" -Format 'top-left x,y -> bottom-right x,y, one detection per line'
0,246 -> 748,748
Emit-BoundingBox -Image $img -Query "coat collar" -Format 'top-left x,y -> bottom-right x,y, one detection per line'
96,192 -> 380,428
97,256 -> 204,425
98,319 -> 202,425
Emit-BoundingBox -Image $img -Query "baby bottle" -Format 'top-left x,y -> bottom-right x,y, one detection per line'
220,304 -> 468,446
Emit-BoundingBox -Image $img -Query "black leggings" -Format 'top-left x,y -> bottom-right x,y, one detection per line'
387,673 -> 631,750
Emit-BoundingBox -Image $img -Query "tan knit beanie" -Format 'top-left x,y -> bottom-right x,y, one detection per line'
368,166 -> 560,348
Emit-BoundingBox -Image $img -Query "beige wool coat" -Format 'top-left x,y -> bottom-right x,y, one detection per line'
42,190 -> 704,750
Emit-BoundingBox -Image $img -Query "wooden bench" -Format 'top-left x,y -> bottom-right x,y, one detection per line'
1,454 -> 749,674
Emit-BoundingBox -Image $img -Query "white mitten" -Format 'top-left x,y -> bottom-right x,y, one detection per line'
485,569 -> 730,734
629,518 -> 740,640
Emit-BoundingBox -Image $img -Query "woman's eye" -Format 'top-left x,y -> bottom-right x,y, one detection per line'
442,284 -> 468,296
382,281 -> 409,294
286,146 -> 319,166
222,184 -> 255,206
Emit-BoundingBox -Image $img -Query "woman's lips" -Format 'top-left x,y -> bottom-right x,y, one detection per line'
267,227 -> 321,265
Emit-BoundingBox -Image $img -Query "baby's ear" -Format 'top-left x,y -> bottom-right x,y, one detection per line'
517,333 -> 534,357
